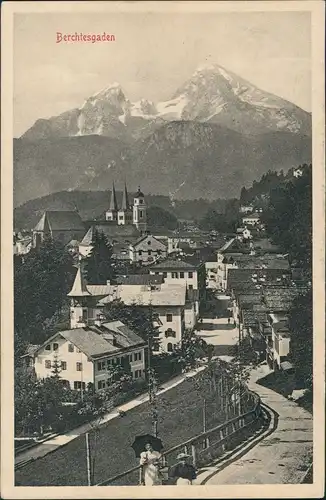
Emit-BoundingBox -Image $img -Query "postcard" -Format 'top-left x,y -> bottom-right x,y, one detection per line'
1,1 -> 325,498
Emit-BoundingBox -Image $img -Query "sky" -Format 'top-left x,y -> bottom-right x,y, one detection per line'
14,10 -> 311,137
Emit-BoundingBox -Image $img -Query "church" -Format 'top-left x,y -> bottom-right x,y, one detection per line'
105,182 -> 147,233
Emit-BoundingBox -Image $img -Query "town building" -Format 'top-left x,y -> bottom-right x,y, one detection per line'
32,210 -> 86,248
67,265 -> 192,354
241,213 -> 262,227
28,321 -> 146,391
129,234 -> 167,265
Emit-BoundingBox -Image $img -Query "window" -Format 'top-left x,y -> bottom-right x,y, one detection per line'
167,343 -> 173,352
138,250 -> 142,256
45,360 -> 51,369
166,313 -> 173,322
148,250 -> 152,256
98,380 -> 106,390
119,215 -> 124,220
171,272 -> 178,279
74,381 -> 86,390
139,210 -> 143,219
165,329 -> 176,338
68,344 -> 74,353
163,272 -> 167,278
188,284 -> 193,290
129,354 -> 133,362
53,343 -> 59,351
107,359 -> 112,368
188,272 -> 193,279
60,361 -> 67,370
134,369 -> 142,379
133,352 -> 141,362
180,272 -> 184,279
139,199 -> 143,205
157,250 -> 161,256
76,362 -> 83,372
97,361 -> 106,371
148,240 -> 151,245
45,344 -> 51,351
82,309 -> 88,321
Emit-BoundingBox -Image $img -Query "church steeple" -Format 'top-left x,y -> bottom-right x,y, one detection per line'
109,182 -> 118,211
106,182 -> 118,221
121,182 -> 130,211
118,182 -> 133,225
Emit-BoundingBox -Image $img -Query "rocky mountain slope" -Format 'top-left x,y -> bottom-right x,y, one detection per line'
14,121 -> 311,206
21,64 -> 311,141
15,64 -> 311,205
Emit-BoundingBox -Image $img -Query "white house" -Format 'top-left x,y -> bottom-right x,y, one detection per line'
268,313 -> 291,370
30,321 -> 146,391
98,283 -> 187,354
129,234 -> 167,265
242,213 -> 261,226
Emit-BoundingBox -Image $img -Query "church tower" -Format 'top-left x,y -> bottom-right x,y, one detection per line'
118,183 -> 133,225
133,186 -> 147,232
105,182 -> 118,221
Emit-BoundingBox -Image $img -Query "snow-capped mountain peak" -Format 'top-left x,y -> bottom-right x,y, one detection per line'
21,63 -> 311,141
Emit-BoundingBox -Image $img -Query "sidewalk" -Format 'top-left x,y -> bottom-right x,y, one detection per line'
15,365 -> 206,467
196,364 -> 313,484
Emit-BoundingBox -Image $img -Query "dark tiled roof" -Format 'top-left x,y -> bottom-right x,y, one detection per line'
232,255 -> 290,269
262,286 -> 307,312
150,258 -> 198,270
116,274 -> 164,285
34,211 -> 85,232
242,310 -> 268,327
228,268 -> 291,291
89,222 -> 140,239
59,329 -> 116,357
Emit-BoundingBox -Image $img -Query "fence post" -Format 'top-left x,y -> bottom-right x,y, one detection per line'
85,432 -> 92,486
191,444 -> 197,468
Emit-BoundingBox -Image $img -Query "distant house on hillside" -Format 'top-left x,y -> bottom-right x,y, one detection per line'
32,210 -> 85,248
241,213 -> 261,226
129,234 -> 167,264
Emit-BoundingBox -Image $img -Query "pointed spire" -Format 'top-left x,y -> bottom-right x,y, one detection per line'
67,264 -> 90,296
109,182 -> 118,211
121,182 -> 130,210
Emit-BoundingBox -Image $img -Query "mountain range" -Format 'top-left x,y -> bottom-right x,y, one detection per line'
15,63 -> 312,206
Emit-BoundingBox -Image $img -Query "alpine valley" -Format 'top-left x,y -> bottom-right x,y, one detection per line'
15,64 -> 311,206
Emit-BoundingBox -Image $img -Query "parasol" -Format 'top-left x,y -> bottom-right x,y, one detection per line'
131,434 -> 164,458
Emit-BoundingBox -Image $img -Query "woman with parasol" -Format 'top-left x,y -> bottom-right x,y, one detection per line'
132,434 -> 164,486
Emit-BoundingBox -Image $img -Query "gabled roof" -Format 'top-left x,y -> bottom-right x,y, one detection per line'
117,284 -> 186,306
101,320 -> 144,348
132,234 -> 167,250
80,227 -> 94,246
149,258 -> 197,270
34,211 -> 85,232
116,274 -> 164,286
60,329 -> 116,357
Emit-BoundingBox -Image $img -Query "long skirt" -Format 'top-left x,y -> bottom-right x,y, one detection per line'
176,477 -> 192,485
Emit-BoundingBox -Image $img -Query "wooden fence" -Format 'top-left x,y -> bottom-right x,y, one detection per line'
96,390 -> 264,486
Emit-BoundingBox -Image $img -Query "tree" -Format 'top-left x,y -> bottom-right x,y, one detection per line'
288,288 -> 313,388
14,238 -> 75,346
50,353 -> 62,380
84,230 -> 116,284
262,165 -> 312,272
172,328 -> 213,372
147,206 -> 178,230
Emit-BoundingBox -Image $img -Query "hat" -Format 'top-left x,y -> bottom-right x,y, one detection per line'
177,452 -> 190,460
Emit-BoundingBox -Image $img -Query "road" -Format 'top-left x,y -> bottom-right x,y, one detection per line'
197,316 -> 239,361
199,364 -> 313,485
